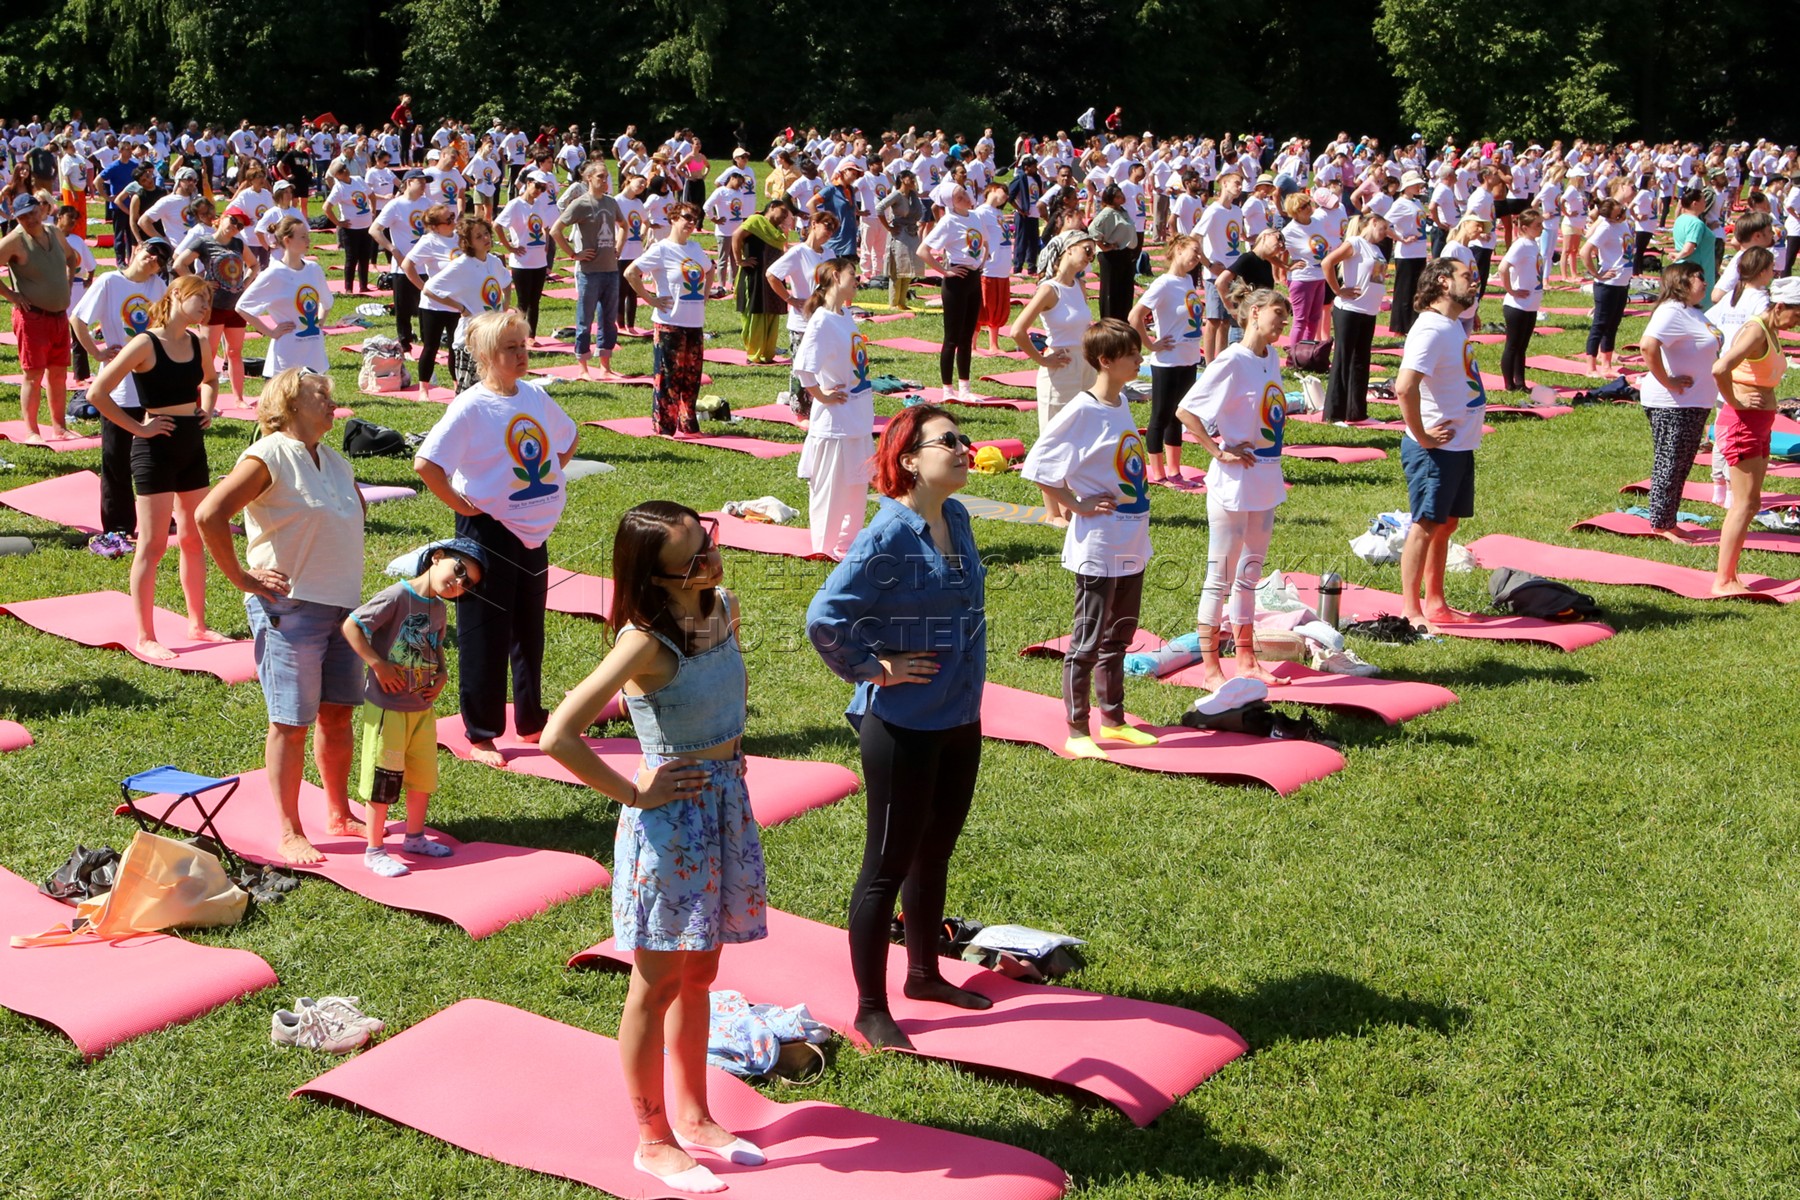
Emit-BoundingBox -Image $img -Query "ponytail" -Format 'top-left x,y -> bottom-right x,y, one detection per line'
803,256 -> 858,319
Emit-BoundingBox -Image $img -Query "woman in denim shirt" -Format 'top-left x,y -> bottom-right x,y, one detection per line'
806,404 -> 989,1051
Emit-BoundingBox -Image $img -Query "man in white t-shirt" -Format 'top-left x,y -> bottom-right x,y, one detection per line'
1395,258 -> 1485,630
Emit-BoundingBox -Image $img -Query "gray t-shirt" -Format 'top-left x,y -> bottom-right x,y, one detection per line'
349,581 -> 447,712
559,191 -> 621,273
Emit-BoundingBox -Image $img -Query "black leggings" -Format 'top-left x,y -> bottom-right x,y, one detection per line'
938,269 -> 982,386
1389,257 -> 1424,335
416,309 -> 458,384
513,265 -> 548,336
1586,282 -> 1629,355
1499,304 -> 1538,391
1146,363 -> 1195,454
619,258 -> 639,330
392,274 -> 421,351
847,716 -> 982,1017
1325,306 -> 1376,421
1632,230 -> 1654,274
1097,246 -> 1136,320
1472,244 -> 1494,302
340,226 -> 375,290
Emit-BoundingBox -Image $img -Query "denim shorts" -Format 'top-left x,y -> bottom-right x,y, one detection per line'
1401,440 -> 1476,523
245,593 -> 362,727
1204,276 -> 1230,321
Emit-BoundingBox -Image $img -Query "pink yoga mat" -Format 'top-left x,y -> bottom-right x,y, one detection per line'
141,768 -> 609,938
0,470 -> 103,533
541,286 -> 578,300
1019,633 -> 1456,724
435,709 -> 858,828
1290,413 -> 1497,435
0,423 -> 101,452
1466,533 -> 1800,604
363,381 -> 457,403
919,386 -> 1036,411
0,721 -> 31,753
1573,510 -> 1800,553
544,566 -> 615,620
0,591 -> 258,681
535,364 -> 715,387
1282,445 -> 1388,463
701,509 -> 835,559
1526,355 -> 1642,376
584,418 -> 801,458
0,866 -> 276,1060
297,998 -> 1069,1199
871,337 -> 1029,361
214,403 -> 356,422
573,907 -> 1246,1127
980,369 -> 1040,389
704,347 -> 788,366
735,403 -> 894,433
1281,571 -> 1616,650
980,682 -> 1343,794
1620,479 -> 1800,510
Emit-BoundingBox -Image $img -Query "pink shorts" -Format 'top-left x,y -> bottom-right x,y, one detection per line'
1714,405 -> 1775,466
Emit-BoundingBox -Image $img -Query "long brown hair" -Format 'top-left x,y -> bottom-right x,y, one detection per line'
608,501 -> 717,651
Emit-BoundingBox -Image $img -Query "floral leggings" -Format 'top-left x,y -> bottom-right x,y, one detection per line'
652,324 -> 704,435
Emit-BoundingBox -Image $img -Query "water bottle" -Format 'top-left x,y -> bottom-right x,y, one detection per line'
1319,572 -> 1343,629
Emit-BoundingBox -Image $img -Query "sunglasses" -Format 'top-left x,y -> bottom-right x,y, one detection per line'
917,430 -> 973,453
653,516 -> 721,584
448,557 -> 474,586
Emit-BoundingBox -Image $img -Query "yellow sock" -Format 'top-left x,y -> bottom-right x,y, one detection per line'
1063,735 -> 1109,760
1098,724 -> 1160,747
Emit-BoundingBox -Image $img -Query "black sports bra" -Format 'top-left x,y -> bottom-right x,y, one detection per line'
137,331 -> 204,411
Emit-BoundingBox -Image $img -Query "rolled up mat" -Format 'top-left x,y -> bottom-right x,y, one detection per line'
979,682 -> 1344,794
979,369 -> 1040,389
355,484 -> 417,504
0,590 -> 259,681
434,706 -> 858,828
562,457 -> 614,481
296,998 -> 1069,1200
698,509 -> 836,559
584,418 -> 801,459
572,907 -> 1247,1127
1768,432 -> 1800,460
0,536 -> 32,555
0,720 -> 31,753
1021,632 -> 1458,724
1281,444 -> 1389,463
136,767 -> 609,938
0,865 -> 277,1060
960,495 -> 1055,525
1619,479 -> 1800,510
543,565 -> 615,620
1572,510 -> 1800,553
0,422 -> 101,452
1279,571 -> 1616,650
1289,412 -> 1497,434
1465,533 -> 1800,603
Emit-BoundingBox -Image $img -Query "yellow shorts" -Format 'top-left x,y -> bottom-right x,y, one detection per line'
357,703 -> 439,799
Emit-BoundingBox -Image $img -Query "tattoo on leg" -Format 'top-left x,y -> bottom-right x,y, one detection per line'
632,1097 -> 664,1124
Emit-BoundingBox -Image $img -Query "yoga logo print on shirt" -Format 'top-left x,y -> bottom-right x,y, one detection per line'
526,214 -> 546,246
505,414 -> 560,501
1256,381 -> 1287,459
1225,218 -> 1241,256
850,330 -> 872,393
408,209 -> 427,238
254,201 -> 270,220
120,293 -> 152,336
729,197 -> 742,219
625,211 -> 645,246
1308,233 -> 1329,263
1183,289 -> 1203,339
294,285 -> 322,337
1114,430 -> 1151,514
963,228 -> 984,260
1703,315 -> 1724,348
480,276 -> 502,310
678,259 -> 706,300
351,190 -> 370,215
440,179 -> 457,202
1461,342 -> 1487,407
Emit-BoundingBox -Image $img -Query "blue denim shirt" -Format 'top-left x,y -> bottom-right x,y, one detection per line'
817,184 -> 860,259
806,495 -> 986,731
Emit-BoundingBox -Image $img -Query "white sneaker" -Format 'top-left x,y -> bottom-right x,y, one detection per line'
956,382 -> 973,401
1314,648 -> 1381,677
299,995 -> 385,1035
271,1005 -> 368,1054
1190,675 -> 1268,715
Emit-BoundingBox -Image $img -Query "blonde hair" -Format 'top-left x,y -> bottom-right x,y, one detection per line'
465,308 -> 530,370
256,367 -> 333,436
1164,233 -> 1199,258
1282,191 -> 1313,218
148,274 -> 216,327
1451,217 -> 1488,244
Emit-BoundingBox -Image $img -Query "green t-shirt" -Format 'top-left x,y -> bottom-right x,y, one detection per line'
1671,213 -> 1717,294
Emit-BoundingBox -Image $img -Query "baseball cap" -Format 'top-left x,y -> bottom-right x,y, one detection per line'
528,169 -> 556,186
425,148 -> 441,162
731,147 -> 749,157
8,193 -> 41,216
175,167 -> 198,181
224,206 -> 252,224
272,179 -> 295,192
403,169 -> 426,181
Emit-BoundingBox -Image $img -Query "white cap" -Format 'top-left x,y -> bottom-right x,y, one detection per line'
1770,277 -> 1800,305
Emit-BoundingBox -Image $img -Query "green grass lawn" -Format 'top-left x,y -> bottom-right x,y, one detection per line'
2,180 -> 1798,1199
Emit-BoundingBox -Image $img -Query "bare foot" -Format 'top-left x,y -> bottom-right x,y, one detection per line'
1711,578 -> 1754,598
136,638 -> 178,661
1197,670 -> 1229,693
1047,515 -> 1070,528
325,813 -> 369,837
49,426 -> 75,441
469,739 -> 507,768
188,626 -> 233,643
1657,527 -> 1702,543
1423,606 -> 1476,626
277,832 -> 324,866
20,430 -> 46,446
1236,660 -> 1290,685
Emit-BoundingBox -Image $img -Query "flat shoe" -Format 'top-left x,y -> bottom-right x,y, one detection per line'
675,1131 -> 766,1166
1190,675 -> 1268,715
633,1151 -> 724,1193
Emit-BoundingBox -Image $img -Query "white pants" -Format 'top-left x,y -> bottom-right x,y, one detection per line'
799,434 -> 871,559
861,220 -> 889,278
1197,500 -> 1277,628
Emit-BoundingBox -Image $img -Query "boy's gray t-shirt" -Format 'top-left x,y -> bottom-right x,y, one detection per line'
349,581 -> 446,712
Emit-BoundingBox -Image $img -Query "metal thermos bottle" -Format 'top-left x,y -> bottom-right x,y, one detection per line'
1319,572 -> 1343,628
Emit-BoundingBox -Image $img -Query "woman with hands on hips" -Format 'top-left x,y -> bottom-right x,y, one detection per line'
196,367 -> 369,866
542,501 -> 768,1195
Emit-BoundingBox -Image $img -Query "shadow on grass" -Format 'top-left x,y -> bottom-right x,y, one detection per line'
1381,657 -> 1594,692
0,677 -> 159,720
1136,968 -> 1470,1048
1595,597 -> 1751,635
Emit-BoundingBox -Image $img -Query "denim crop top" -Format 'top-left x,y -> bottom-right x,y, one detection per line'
623,596 -> 748,755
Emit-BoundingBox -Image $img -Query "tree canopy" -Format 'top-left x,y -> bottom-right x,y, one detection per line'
0,0 -> 1788,147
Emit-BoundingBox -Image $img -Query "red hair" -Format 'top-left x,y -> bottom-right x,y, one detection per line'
872,403 -> 959,497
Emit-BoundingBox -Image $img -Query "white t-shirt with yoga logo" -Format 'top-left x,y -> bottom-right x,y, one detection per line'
1178,342 -> 1287,511
414,380 -> 578,548
1399,310 -> 1486,452
1021,391 -> 1154,577
1138,272 -> 1204,369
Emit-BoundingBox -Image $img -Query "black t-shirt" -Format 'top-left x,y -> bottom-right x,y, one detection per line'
1227,250 -> 1275,290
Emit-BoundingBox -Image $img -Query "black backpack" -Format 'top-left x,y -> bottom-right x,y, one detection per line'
341,417 -> 408,458
1488,566 -> 1602,622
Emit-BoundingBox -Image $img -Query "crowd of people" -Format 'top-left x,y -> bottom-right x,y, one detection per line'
4,103 -> 1798,1192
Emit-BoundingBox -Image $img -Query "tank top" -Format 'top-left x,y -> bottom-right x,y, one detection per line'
1039,279 -> 1092,347
1732,315 -> 1786,390
623,594 -> 748,755
137,331 -> 204,410
9,224 -> 71,313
